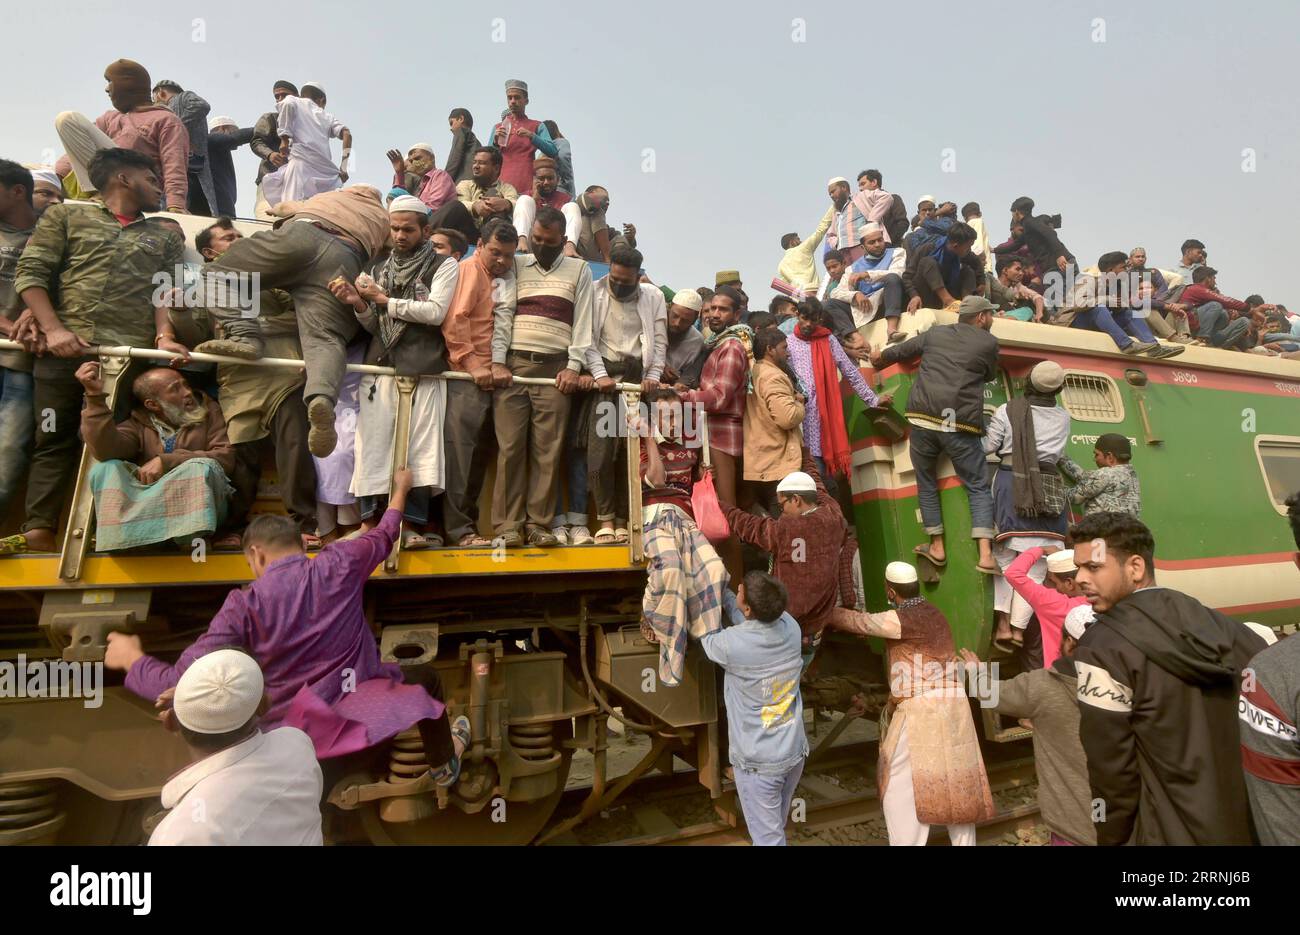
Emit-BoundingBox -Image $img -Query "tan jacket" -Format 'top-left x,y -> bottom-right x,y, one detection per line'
743,360 -> 805,481
81,393 -> 236,478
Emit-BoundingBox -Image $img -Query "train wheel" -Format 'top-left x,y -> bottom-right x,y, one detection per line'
359,752 -> 571,846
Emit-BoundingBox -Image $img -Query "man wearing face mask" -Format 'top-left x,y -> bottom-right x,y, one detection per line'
568,185 -> 631,263
582,246 -> 666,544
54,59 -> 190,211
387,142 -> 456,214
491,207 -> 594,547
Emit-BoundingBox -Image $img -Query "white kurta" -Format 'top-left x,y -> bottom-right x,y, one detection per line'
351,260 -> 458,497
261,96 -> 345,206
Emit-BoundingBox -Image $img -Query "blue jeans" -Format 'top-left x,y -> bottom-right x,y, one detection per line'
909,426 -> 995,540
733,758 -> 805,846
553,443 -> 589,527
1195,301 -> 1250,349
0,367 -> 35,516
1068,305 -> 1154,349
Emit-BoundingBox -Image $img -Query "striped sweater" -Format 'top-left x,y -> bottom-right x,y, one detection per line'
492,253 -> 594,372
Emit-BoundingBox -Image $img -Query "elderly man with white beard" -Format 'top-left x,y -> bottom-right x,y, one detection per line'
76,362 -> 235,551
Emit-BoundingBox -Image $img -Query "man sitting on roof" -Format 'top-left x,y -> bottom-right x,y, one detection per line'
902,220 -> 980,312
512,156 -> 579,253
844,222 -> 907,338
989,256 -> 1044,321
1055,251 -> 1184,359
387,142 -> 456,214
1180,266 -> 1255,350
77,362 -> 235,551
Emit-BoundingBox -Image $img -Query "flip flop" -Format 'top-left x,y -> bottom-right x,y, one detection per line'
402,531 -> 433,550
457,534 -> 493,547
614,527 -> 630,543
976,562 -> 1001,576
212,533 -> 243,551
913,544 -> 947,568
594,528 -> 617,544
0,534 -> 30,555
301,533 -> 323,551
992,638 -> 1018,656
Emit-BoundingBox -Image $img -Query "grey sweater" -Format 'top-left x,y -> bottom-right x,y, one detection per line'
993,659 -> 1096,845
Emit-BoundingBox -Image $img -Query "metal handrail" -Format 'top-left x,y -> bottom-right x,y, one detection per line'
0,340 -> 644,392
0,339 -> 648,579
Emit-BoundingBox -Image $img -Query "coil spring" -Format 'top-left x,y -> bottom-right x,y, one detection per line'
0,781 -> 63,840
386,727 -> 430,782
508,723 -> 554,761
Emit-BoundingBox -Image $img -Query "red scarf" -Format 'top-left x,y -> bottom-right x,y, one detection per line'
804,325 -> 852,477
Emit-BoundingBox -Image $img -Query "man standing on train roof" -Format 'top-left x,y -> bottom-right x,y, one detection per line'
1069,511 -> 1266,845
106,469 -> 473,788
490,79 -> 557,194
823,561 -> 995,845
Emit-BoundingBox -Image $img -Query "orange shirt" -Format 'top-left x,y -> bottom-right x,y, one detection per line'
442,251 -> 502,372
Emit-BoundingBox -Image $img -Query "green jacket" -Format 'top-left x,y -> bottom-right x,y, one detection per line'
14,201 -> 184,348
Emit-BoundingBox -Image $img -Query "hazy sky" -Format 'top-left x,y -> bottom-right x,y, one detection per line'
11,0 -> 1299,302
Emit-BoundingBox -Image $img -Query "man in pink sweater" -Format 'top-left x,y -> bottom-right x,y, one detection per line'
1004,546 -> 1089,668
54,59 -> 190,211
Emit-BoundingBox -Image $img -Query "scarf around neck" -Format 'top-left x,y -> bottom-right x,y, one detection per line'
800,325 -> 852,477
1008,389 -> 1058,516
372,241 -> 440,350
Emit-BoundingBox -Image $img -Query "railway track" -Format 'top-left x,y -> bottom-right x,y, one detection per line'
542,737 -> 1041,846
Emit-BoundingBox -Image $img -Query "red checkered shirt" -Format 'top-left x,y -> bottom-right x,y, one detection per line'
681,337 -> 748,457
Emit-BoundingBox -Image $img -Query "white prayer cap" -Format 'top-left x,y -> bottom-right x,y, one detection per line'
173,649 -> 264,734
208,115 -> 236,131
408,142 -> 435,156
25,165 -> 60,188
885,561 -> 918,585
1064,604 -> 1096,641
918,194 -> 936,207
301,81 -> 326,96
827,176 -> 849,188
1243,621 -> 1279,646
858,221 -> 884,241
1029,360 -> 1066,394
1045,549 -> 1077,574
776,471 -> 817,495
671,289 -> 702,313
505,78 -> 529,93
388,194 -> 430,216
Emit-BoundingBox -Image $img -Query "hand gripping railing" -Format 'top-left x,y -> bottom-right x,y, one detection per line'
0,340 -> 646,580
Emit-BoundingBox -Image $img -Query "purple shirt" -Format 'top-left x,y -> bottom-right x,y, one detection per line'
786,332 -> 877,458
126,510 -> 443,757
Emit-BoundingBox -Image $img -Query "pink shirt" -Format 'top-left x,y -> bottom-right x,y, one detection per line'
57,108 -> 191,209
415,168 -> 456,213
1004,546 -> 1090,668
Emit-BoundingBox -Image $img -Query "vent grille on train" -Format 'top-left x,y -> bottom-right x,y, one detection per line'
1060,372 -> 1125,423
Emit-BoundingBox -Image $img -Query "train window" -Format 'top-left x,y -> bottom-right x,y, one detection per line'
1255,436 -> 1300,515
1060,372 -> 1125,423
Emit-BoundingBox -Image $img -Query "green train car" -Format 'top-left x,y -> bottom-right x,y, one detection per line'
848,310 -> 1300,656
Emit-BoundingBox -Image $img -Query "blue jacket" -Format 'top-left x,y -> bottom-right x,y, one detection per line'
700,591 -> 808,774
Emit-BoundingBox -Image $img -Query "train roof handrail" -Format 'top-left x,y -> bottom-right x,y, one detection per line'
0,340 -> 645,392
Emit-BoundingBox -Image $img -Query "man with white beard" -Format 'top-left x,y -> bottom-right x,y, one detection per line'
76,362 -> 235,551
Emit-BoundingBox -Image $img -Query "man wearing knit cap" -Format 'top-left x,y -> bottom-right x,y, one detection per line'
53,59 -> 190,210
153,79 -> 217,215
825,560 -> 994,845
722,451 -> 859,665
148,649 -> 325,846
490,79 -> 558,194
983,360 -> 1072,656
511,155 -> 578,253
387,142 -> 456,214
205,115 -> 254,217
262,80 -> 352,207
959,602 -> 1097,845
662,288 -> 706,388
250,82 -> 297,219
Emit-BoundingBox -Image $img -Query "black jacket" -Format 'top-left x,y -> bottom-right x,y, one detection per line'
877,322 -> 998,434
250,112 -> 280,184
207,128 -> 254,217
1074,587 -> 1266,845
1020,213 -> 1074,271
444,127 -> 482,183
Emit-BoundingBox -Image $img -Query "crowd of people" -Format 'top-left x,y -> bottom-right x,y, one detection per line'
0,58 -> 1296,848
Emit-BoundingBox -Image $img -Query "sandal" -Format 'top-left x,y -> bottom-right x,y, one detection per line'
301,533 -> 323,551
613,527 -> 630,544
976,562 -> 1001,576
457,534 -> 493,547
913,544 -> 947,568
402,531 -> 433,550
0,534 -> 30,555
212,533 -> 243,551
433,715 -> 473,788
594,527 -> 617,544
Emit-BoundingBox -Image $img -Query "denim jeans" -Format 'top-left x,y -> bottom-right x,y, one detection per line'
733,758 -> 805,846
1068,305 -> 1154,349
0,367 -> 35,516
1195,301 -> 1251,349
908,426 -> 994,539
